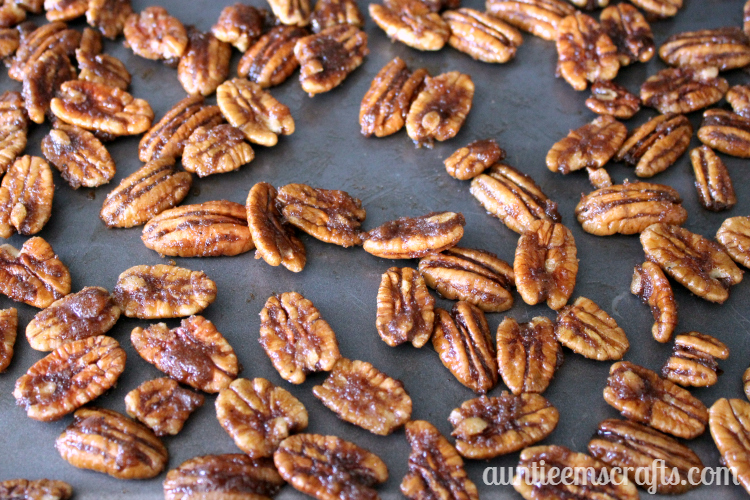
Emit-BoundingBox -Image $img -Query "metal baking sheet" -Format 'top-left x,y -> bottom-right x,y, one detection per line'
1,0 -> 749,498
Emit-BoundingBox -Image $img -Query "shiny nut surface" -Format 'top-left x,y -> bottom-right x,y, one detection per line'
496,316 -> 561,395
585,80 -> 641,119
555,12 -> 619,91
22,46 -> 76,124
0,91 -> 28,176
0,155 -> 54,237
616,113 -> 692,178
485,0 -> 575,41
86,0 -> 133,39
546,115 -> 626,174
717,216 -> 750,269
555,297 -> 629,361
123,6 -> 188,61
444,138 -> 504,180
375,267 -> 435,348
698,108 -> 750,158
363,211 -> 465,259
631,261 -> 677,343
641,66 -> 728,115
182,124 -> 255,177
0,479 -> 72,500
211,3 -> 266,52
238,26 -> 307,89
600,3 -> 654,66
691,145 -> 736,211
0,307 -> 17,373
406,71 -> 474,146
659,27 -> 750,71
295,25 -> 368,96
177,28 -> 231,97
709,398 -> 750,495
311,0 -> 364,33
124,377 -> 204,436
443,8 -> 522,64
662,332 -> 728,388
0,237 -> 71,308
369,0 -> 450,51
41,123 -> 116,189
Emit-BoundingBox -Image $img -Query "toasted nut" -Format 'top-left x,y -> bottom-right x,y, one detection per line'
22,47 -> 75,124
41,122 -> 116,189
443,8 -> 522,63
10,22 -> 79,81
727,84 -> 750,118
0,1 -> 25,26
16,0 -> 44,13
717,216 -> 750,269
556,12 -> 619,91
113,264 -> 217,319
574,182 -> 687,236
247,182 -> 306,272
86,0 -> 132,39
100,158 -> 192,228
14,335 -> 125,421
485,0 -> 575,41
709,398 -> 750,495
641,66 -> 728,115
311,0 -> 364,33
268,0 -> 310,26
546,115 -> 626,174
26,286 -> 120,351
76,47 -> 130,91
125,377 -> 204,436
363,211 -> 465,259
238,26 -> 307,89
691,145 -> 736,211
44,0 -> 86,21
0,91 -> 27,176
449,392 -> 558,459
496,316 -> 561,395
402,420 -> 478,500
178,28 -> 231,97
698,108 -> 750,158
555,297 -> 628,361
586,166 -> 613,189
142,201 -> 255,258
132,316 -> 238,393
124,6 -> 187,62
662,332 -> 728,388
376,267 -> 434,347
445,139 -> 504,180
212,3 -> 267,52
406,71 -> 474,146
259,292 -> 341,384
216,378 -> 308,458
0,27 -> 20,58
659,27 -> 750,71
0,155 -> 54,237
0,307 -> 17,373
641,223 -> 742,304
629,0 -> 681,18
182,124 -> 254,177
359,57 -> 427,138
57,407 -> 167,479
369,0 -> 450,51
0,237 -> 70,308
631,261 -> 677,343
600,3 -> 654,66
616,114 -> 692,178
585,81 -> 641,119
164,455 -> 284,500
0,479 -> 71,499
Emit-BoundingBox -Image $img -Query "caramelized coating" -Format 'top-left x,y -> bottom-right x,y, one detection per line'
369,0 -> 450,51
600,3 -> 654,66
496,316 -> 561,395
709,398 -> 750,495
267,0 -> 311,26
406,71 -> 474,147
585,81 -> 641,119
182,124 -> 254,177
691,145 -> 736,211
641,66 -> 728,115
443,8 -> 523,63
41,122 -> 116,189
717,216 -> 750,269
444,139 -> 504,180
178,28 -> 232,97
556,12 -> 619,91
0,307 -> 17,372
629,0 -> 681,18
631,261 -> 677,343
659,27 -> 750,71
125,377 -> 204,436
616,114 -> 692,178
86,0 -> 132,39
238,26 -> 307,88
22,46 -> 76,124
363,211 -> 465,259
0,155 -> 54,237
376,267 -> 435,347
546,115 -> 626,174
0,91 -> 28,176
485,0 -> 575,41
727,84 -> 750,118
662,332 -> 728,388
212,3 -> 267,52
0,237 -> 71,308
0,479 -> 72,500
698,109 -> 750,158
124,6 -> 188,61
555,297 -> 629,361
311,0 -> 364,33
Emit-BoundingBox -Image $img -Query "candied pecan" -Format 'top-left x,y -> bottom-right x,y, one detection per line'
0,307 -> 17,372
178,28 -> 231,97
0,90 -> 27,176
376,267 -> 434,347
0,27 -> 19,58
164,455 -> 285,500
629,0 -> 681,18
546,115 -> 626,174
259,292 -> 340,384
406,71 -> 474,146
41,122 -> 115,189
142,200 -> 255,258
9,22 -> 79,81
631,261 -> 678,343
359,57 -> 427,138
600,3 -> 654,66
641,223 -> 742,304
586,81 -> 641,119
238,26 -> 307,88
556,12 -> 619,91
125,377 -> 204,436
44,0 -> 86,21
432,302 -> 498,393
217,77 -> 295,147
0,479 -> 72,500
216,377 -> 308,458
641,66 -> 728,115
0,155 -> 54,237
274,434 -> 388,500
0,1 -> 24,27
76,48 -> 131,90
268,0 -> 310,26
691,145 -> 735,211
294,25 -> 368,95
445,139 -> 504,180
26,286 -> 120,351
86,0 -> 132,39
56,407 -> 167,479
276,183 -> 365,247
449,392 -> 558,459
311,0 -> 364,33
369,0 -> 450,51
574,181 -> 687,236
555,297 -> 628,361
124,6 -> 187,61
660,27 -> 750,71
100,158 -> 192,228
14,335 -> 125,421
182,124 -> 254,177
419,247 -> 514,312
615,113 -> 692,177
212,3 -> 266,52
247,182 -> 306,272
485,0 -> 575,41
363,211 -> 465,259
728,84 -> 750,118
22,47 -> 75,123
113,264 -> 217,319
79,22 -> 102,54
496,316 -> 561,395
717,216 -> 750,269
698,109 -> 750,158
0,237 -> 70,308
443,8 -> 522,63
662,332 -> 728,388
402,420 -> 478,500
709,398 -> 750,495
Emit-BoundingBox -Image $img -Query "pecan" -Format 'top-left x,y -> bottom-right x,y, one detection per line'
363,211 -> 465,259
717,216 -> 750,269
631,261 -> 678,343
470,163 -> 560,234
406,71 -> 474,146
443,8 -> 522,63
113,264 -> 217,319
164,455 -> 284,500
485,0 -> 575,41
0,307 -> 17,372
359,57 -> 427,138
691,145 -> 736,211
142,200 -> 255,258
586,166 -> 613,189
259,292 -> 341,384
44,0 -> 86,21
660,27 -> 750,71
600,3 -> 654,66
50,80 -> 154,137
311,0 -> 364,33
268,0 -> 310,26
432,302 -> 498,393
100,158 -> 192,228
276,183 -> 366,247
0,237 -> 70,308
369,0 -> 450,51
212,3 -> 267,52
22,47 -> 75,123
124,377 -> 204,436
0,155 -> 54,237
247,182 -> 306,272
555,297 -> 629,361
9,22 -> 79,81
132,315 -> 239,393
449,392 -> 559,459
0,1 -> 24,27
376,267 -> 434,348
123,6 -> 187,61
727,84 -> 750,118
0,27 -> 19,58
26,286 -> 120,351
445,139 -> 504,180
662,332 -> 728,388
556,12 -> 619,91
0,479 -> 72,500
496,316 -> 561,395
238,26 -> 307,88
641,223 -> 742,303
41,122 -> 116,189
629,0 -> 681,18
14,335 -> 126,421
514,220 -> 578,310
0,90 -> 27,176
615,113 -> 692,177
216,377 -> 308,458
274,434 -> 388,500
178,28 -> 231,97
76,47 -> 131,91
86,0 -> 132,39
574,181 -> 687,236
585,81 -> 641,119
709,398 -> 750,495
698,108 -> 750,158
419,247 -> 514,312
182,124 -> 254,177
56,407 -> 167,479
641,66 -> 728,115
546,115 -> 626,174
401,420 -> 478,500
217,77 -> 295,147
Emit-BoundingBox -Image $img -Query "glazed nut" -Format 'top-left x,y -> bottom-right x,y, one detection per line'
238,26 -> 307,89
698,109 -> 750,158
22,46 -> 76,124
211,3 -> 266,52
585,81 -> 641,119
629,0 -> 681,18
631,261 -> 678,343
0,91 -> 28,176
406,71 -> 474,146
691,145 -> 736,211
641,66 -> 728,115
0,155 -> 54,237
0,237 -> 71,308
546,115 -> 626,174
86,0 -> 133,39
42,123 -> 116,189
444,139 -> 504,180
369,0 -> 450,51
662,332 -> 728,387
375,267 -> 435,348
363,211 -> 465,259
717,216 -> 750,269
659,27 -> 750,71
443,8 -> 523,64
727,84 -> 750,118
0,28 -> 19,59
496,316 -> 561,395
485,0 -> 575,41
125,377 -> 204,436
600,3 -> 654,66
268,0 -> 310,26
0,307 -> 17,373
616,114 -> 692,178
10,23 -> 80,81
0,479 -> 72,500
709,398 -> 750,495
182,124 -> 254,178
555,297 -> 629,361
311,0 -> 364,33
555,12 -> 619,91
177,28 -> 231,97
124,6 -> 188,61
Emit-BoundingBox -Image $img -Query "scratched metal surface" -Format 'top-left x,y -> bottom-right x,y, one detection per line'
0,0 -> 749,498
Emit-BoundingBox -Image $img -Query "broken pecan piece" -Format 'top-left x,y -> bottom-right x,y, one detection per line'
585,81 -> 641,119
178,28 -> 231,97
0,307 -> 17,373
629,0 -> 681,18
698,108 -> 750,158
86,0 -> 132,39
0,479 -> 71,500
363,211 -> 465,259
22,46 -> 75,124
406,71 -> 474,146
124,377 -> 204,436
709,398 -> 750,495
0,237 -> 70,308
556,12 -> 619,91
124,6 -> 187,61
660,27 -> 750,71
641,66 -> 728,115
717,216 -> 750,269
555,297 -> 629,361
41,122 -> 116,189
0,155 -> 54,237
691,145 -> 736,211
212,3 -> 266,52
0,90 -> 27,176
496,316 -> 561,395
182,124 -> 254,177
238,26 -> 307,88
662,332 -> 728,388
616,113 -> 692,177
445,139 -> 504,180
376,267 -> 434,347
546,115 -> 626,174
369,0 -> 450,51
268,0 -> 310,26
443,8 -> 522,63
727,84 -> 750,118
311,0 -> 364,33
485,0 -> 575,41
600,3 -> 654,66
631,261 -> 678,343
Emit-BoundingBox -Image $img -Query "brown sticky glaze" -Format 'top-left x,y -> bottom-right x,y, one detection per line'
641,66 -> 728,115
22,46 -> 75,124
0,237 -> 71,308
0,307 -> 17,372
311,0 -> 364,33
600,3 -> 654,65
691,145 -> 735,211
709,398 -> 750,495
444,139 -> 504,180
586,80 -> 641,119
178,28 -> 231,97
376,267 -> 435,347
698,109 -> 750,158
211,3 -> 268,52
42,122 -> 116,189
0,479 -> 72,500
238,26 -> 307,88
554,297 -> 629,361
659,27 -> 750,71
631,261 -> 677,343
556,12 -> 619,91
9,22 -> 79,81
406,71 -> 474,146
0,154 -> 54,237
616,113 -> 692,177
86,0 -> 133,39
182,124 -> 254,177
662,332 -> 728,387
295,25 -> 368,95
125,377 -> 204,436
123,6 -> 188,61
363,211 -> 465,259
546,115 -> 626,174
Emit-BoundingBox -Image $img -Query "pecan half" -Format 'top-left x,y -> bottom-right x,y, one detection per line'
585,81 -> 641,119
10,22 -> 79,81
182,124 -> 254,177
268,0 -> 310,26
485,0 -> 575,41
728,84 -> 750,118
445,139 -> 504,180
376,267 -> 434,348
717,216 -> 750,269
600,3 -> 654,66
662,332 -> 728,388
709,398 -> 750,495
406,71 -> 474,146
125,377 -> 204,436
0,479 -> 72,500
0,90 -> 27,176
555,297 -> 629,361
123,6 -> 187,61
631,261 -> 678,343
56,407 -> 167,479
259,292 -> 341,384
86,0 -> 132,39
0,237 -> 70,308
212,3 -> 266,52
14,335 -> 126,421
449,392 -> 559,459
369,0 -> 450,51
178,28 -> 231,97
659,27 -> 750,71
629,0 -> 681,18
44,0 -> 86,21
556,12 -> 619,91
363,211 -> 465,259
496,316 -> 561,395
217,377 -> 308,458
311,0 -> 364,33
641,66 -> 728,115
615,113 -> 692,177
546,115 -> 626,174
691,145 -> 736,211
0,1 -> 25,26
698,109 -> 750,158
0,27 -> 19,59
41,122 -> 116,189
0,155 -> 54,237
0,307 -> 17,372
443,8 -> 522,63
238,26 -> 307,88
22,47 -> 75,124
